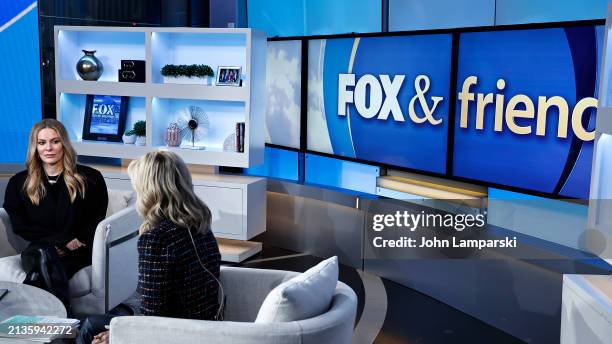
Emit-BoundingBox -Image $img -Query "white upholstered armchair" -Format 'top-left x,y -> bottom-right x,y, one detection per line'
0,189 -> 142,315
110,266 -> 358,344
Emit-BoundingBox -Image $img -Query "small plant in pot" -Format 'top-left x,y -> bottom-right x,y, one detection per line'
161,64 -> 214,85
131,120 -> 146,146
122,129 -> 136,144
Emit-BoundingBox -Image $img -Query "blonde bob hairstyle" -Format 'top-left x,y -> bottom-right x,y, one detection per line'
25,119 -> 86,205
127,151 -> 212,235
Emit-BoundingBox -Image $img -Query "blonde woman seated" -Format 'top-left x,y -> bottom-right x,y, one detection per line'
78,151 -> 221,344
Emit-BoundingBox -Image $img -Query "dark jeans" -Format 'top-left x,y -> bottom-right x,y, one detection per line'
76,315 -> 115,344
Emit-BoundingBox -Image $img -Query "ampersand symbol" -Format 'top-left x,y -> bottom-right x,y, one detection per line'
408,75 -> 443,125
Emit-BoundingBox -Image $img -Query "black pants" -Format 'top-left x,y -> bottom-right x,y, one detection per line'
21,242 -> 90,308
76,315 -> 115,344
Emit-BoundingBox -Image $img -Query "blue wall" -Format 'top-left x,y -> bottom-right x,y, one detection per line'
389,0 -> 605,31
248,0 -> 381,37
0,1 -> 41,163
495,0 -> 606,25
389,0 -> 495,31
249,0 -> 606,38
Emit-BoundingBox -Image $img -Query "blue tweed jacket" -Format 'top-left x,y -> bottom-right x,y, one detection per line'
137,218 -> 221,320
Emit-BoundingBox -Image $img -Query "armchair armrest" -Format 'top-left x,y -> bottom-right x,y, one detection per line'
0,208 -> 27,257
91,206 -> 142,312
110,316 -> 301,344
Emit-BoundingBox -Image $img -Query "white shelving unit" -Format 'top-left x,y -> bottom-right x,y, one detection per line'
54,26 -> 266,168
54,26 -> 268,262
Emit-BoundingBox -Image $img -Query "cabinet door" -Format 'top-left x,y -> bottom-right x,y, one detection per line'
194,185 -> 244,239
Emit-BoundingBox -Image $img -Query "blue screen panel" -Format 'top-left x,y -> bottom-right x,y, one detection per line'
305,153 -> 379,195
453,26 -> 603,198
307,34 -> 452,174
0,1 -> 41,163
244,146 -> 299,181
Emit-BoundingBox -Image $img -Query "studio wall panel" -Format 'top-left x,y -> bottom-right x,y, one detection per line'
248,0 -> 380,37
496,0 -> 606,25
0,1 -> 41,162
389,0 -> 495,31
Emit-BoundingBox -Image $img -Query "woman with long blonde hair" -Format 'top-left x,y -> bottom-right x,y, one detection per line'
3,119 -> 108,305
78,151 -> 221,344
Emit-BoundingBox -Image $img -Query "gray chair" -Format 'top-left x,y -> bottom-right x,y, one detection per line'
110,266 -> 357,344
0,189 -> 142,315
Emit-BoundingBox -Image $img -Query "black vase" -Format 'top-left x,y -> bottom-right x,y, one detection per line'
76,50 -> 103,81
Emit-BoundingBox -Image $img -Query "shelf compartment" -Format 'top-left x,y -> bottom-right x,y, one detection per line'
58,93 -> 146,143
151,97 -> 246,150
151,32 -> 247,85
57,30 -> 146,82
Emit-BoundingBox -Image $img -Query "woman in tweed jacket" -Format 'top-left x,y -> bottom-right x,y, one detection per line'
79,151 -> 221,344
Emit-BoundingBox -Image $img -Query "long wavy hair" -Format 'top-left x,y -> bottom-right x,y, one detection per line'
25,119 -> 86,205
127,151 -> 211,235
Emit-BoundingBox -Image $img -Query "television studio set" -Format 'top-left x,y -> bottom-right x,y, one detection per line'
0,1 -> 610,343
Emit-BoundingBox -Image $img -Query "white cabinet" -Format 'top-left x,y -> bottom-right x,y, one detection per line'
193,176 -> 266,240
561,274 -> 612,344
100,166 -> 266,241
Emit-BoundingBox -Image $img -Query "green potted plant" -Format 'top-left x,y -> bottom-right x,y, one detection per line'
122,128 -> 136,144
131,120 -> 146,146
161,64 -> 214,85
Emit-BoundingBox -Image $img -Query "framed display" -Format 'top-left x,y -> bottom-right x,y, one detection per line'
82,94 -> 129,142
216,66 -> 242,86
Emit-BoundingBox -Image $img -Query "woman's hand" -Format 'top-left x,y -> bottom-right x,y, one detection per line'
92,330 -> 109,344
65,238 -> 86,251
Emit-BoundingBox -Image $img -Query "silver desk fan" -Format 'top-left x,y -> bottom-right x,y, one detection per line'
177,105 -> 210,149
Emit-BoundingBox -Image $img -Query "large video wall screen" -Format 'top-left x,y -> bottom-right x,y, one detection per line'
307,34 -> 452,174
453,26 -> 602,199
302,24 -> 602,199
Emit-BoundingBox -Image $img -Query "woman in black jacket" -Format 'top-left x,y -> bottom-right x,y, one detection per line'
78,151 -> 221,344
3,119 -> 108,304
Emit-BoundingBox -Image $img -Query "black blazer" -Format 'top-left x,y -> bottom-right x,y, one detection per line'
3,164 -> 108,249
